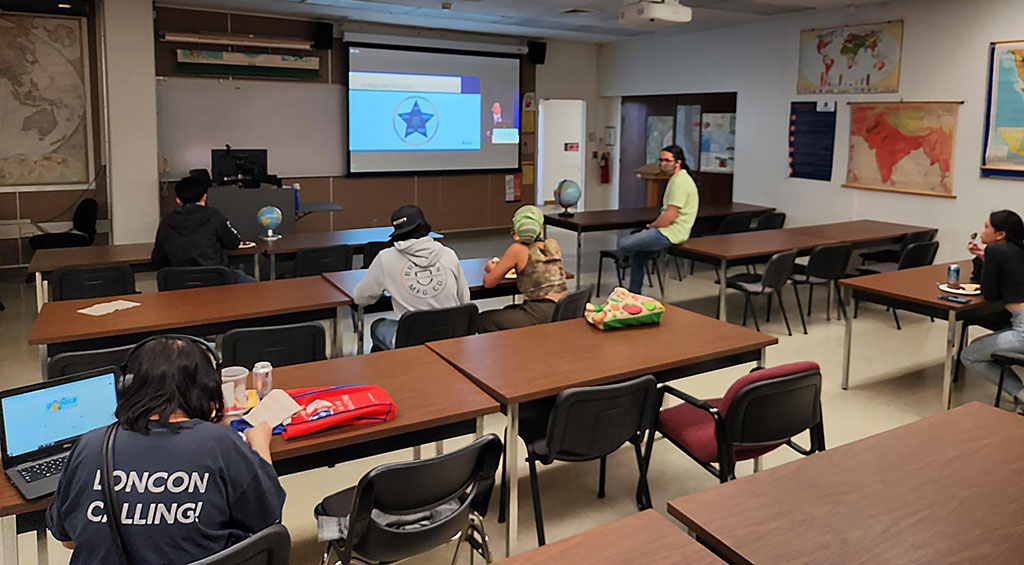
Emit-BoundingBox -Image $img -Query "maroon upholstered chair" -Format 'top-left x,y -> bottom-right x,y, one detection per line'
643,361 -> 825,484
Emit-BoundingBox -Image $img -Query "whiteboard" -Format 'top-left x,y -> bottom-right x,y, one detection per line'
156,77 -> 346,179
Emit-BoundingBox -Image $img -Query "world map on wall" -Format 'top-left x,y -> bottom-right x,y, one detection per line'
0,14 -> 89,186
845,102 -> 959,196
798,21 -> 903,95
984,42 -> 1024,173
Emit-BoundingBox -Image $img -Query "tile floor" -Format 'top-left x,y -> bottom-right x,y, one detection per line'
0,228 -> 1016,564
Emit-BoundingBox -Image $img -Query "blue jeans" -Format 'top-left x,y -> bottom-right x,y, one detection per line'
617,229 -> 672,294
232,269 -> 256,284
370,317 -> 399,351
961,309 -> 1024,401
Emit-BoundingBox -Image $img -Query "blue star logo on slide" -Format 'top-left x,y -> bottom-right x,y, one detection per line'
394,96 -> 438,146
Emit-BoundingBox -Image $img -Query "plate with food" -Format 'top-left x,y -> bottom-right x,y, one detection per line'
938,283 -> 981,296
238,241 -> 257,249
505,268 -> 517,279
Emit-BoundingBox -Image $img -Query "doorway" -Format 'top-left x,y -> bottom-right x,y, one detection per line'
537,99 -> 586,210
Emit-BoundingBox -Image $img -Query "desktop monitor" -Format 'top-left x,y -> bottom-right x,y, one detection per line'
211,148 -> 268,187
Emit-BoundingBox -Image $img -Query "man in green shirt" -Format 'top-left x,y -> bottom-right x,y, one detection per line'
617,144 -> 700,293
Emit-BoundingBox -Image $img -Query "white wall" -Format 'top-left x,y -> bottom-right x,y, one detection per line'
599,0 -> 1024,262
103,0 -> 160,244
538,99 -> 586,208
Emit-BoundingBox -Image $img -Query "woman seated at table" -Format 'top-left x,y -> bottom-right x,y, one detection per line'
480,205 -> 568,332
961,209 -> 1024,408
47,336 -> 285,564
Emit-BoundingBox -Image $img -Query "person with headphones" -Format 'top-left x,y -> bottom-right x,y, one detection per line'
616,144 -> 700,294
479,205 -> 569,331
46,336 -> 286,564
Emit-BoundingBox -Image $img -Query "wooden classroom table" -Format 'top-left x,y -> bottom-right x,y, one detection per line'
672,220 -> 936,323
667,402 -> 1024,564
322,257 -> 571,354
27,242 -> 262,312
260,227 -> 443,280
29,276 -> 352,366
501,510 -> 721,564
0,346 -> 499,565
840,261 -> 1004,409
426,305 -> 777,556
543,202 -> 775,289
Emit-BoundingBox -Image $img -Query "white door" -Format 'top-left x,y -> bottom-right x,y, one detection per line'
537,99 -> 586,210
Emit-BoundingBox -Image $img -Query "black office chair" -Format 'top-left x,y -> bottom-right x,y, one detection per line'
28,198 -> 98,251
314,434 -> 502,565
596,250 -> 664,297
46,344 -> 134,380
50,264 -> 137,301
361,241 -> 392,269
514,375 -> 658,545
725,249 -> 798,335
789,243 -> 853,333
157,266 -> 233,291
294,244 -> 354,277
754,212 -> 786,231
670,211 -> 754,278
376,303 -> 480,352
549,284 -> 594,322
990,351 -> 1024,409
954,310 -> 1012,384
855,240 -> 939,329
189,523 -> 290,565
220,322 -> 327,368
644,362 -> 825,484
859,229 -> 936,267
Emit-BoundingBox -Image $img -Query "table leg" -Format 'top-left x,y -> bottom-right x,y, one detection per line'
333,306 -> 343,359
253,255 -> 261,281
475,416 -> 484,439
842,287 -> 853,390
504,402 -> 519,557
35,271 -> 44,312
37,525 -> 49,564
718,258 -> 728,321
575,231 -> 582,290
942,310 -> 961,410
1,515 -> 17,565
759,347 -> 767,367
435,441 -> 445,455
356,306 -> 365,356
270,255 -> 277,281
40,345 -> 48,380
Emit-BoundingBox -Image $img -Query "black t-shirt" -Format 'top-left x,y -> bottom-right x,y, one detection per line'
980,242 -> 1024,304
46,420 -> 285,564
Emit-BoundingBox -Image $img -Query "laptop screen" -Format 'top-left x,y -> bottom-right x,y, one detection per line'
1,372 -> 118,458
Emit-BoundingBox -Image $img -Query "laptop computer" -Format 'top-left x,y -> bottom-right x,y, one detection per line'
0,367 -> 119,500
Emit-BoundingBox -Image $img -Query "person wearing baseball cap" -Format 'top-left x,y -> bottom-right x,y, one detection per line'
353,205 -> 470,350
480,205 -> 568,331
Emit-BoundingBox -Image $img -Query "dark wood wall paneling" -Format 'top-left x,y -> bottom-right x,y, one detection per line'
3,0 -> 107,267
619,92 -> 737,211
154,7 -> 535,235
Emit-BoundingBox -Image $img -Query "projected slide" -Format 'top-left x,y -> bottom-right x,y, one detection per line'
349,72 -> 482,151
347,45 -> 521,174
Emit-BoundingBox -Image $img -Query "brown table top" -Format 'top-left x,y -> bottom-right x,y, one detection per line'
781,219 -> 934,245
29,276 -> 351,345
673,230 -> 832,261
0,346 -> 500,518
667,402 -> 1024,564
840,261 -> 988,313
28,242 -> 259,273
543,202 -> 774,231
426,305 -> 777,405
502,510 -> 721,564
321,257 -> 549,298
261,228 -> 442,255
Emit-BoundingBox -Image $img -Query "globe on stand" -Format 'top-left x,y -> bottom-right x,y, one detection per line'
257,206 -> 283,240
553,179 -> 581,217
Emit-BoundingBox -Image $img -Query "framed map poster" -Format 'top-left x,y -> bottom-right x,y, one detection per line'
0,14 -> 92,187
797,21 -> 903,95
981,40 -> 1024,177
844,102 -> 959,198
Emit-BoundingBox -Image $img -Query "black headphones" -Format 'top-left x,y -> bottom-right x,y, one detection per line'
120,334 -> 220,391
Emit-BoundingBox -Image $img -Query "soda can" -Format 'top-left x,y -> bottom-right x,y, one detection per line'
253,361 -> 273,400
947,264 -> 960,286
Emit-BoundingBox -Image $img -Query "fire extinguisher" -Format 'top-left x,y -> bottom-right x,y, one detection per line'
599,152 -> 610,184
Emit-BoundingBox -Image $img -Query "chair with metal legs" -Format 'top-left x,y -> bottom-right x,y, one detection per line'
789,243 -> 852,334
726,250 -> 798,336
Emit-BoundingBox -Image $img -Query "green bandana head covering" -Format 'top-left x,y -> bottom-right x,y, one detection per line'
512,205 -> 544,244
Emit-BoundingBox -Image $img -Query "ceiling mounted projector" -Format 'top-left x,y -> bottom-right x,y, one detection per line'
619,0 -> 692,28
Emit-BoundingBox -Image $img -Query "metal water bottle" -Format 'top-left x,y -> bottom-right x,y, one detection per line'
947,264 -> 960,286
253,361 -> 273,400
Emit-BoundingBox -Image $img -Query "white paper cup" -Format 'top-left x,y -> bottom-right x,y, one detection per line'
220,366 -> 249,411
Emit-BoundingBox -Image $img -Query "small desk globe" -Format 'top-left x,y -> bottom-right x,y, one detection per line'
257,206 -> 283,240
554,179 -> 581,217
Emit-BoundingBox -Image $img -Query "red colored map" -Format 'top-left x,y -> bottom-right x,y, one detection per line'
848,105 -> 955,193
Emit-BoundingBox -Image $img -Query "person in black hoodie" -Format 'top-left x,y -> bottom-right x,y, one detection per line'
151,176 -> 255,283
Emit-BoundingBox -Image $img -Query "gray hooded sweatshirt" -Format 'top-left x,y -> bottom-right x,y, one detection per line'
352,236 -> 471,316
